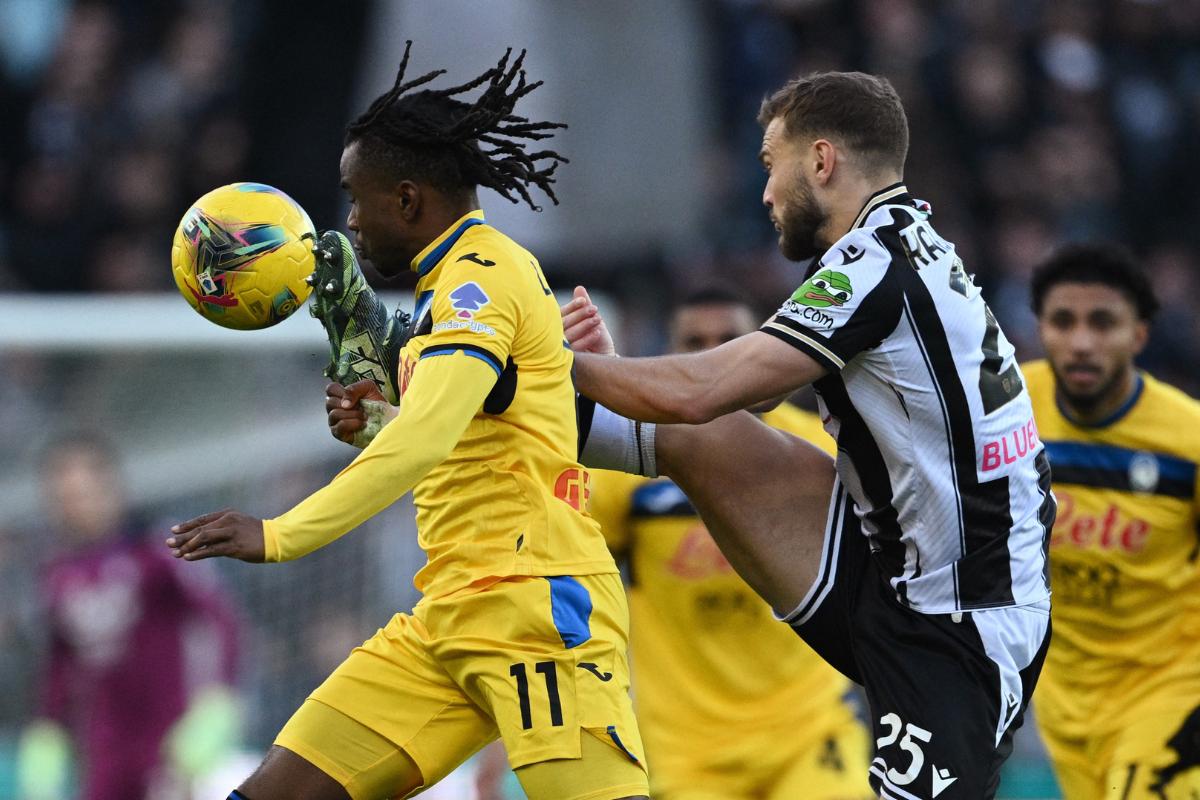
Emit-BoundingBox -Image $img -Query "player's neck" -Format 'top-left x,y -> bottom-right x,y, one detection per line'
1057,366 -> 1141,427
408,193 -> 483,271
446,190 -> 481,224
826,172 -> 904,245
427,194 -> 481,235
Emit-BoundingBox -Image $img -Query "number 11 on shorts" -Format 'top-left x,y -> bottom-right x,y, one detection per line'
510,661 -> 563,729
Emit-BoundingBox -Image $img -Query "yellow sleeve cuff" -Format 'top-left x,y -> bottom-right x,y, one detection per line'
261,518 -> 282,563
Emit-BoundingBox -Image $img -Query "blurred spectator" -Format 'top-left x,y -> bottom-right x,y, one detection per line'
0,0 -> 367,296
0,1 -> 249,293
17,432 -> 241,800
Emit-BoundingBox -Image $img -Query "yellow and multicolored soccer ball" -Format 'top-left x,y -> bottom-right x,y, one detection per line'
171,182 -> 316,330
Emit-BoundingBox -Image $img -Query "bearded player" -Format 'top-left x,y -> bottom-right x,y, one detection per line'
1026,243 -> 1200,799
564,72 -> 1054,800
168,45 -> 648,800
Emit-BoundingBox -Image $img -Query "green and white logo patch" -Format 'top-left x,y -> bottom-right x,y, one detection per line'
791,269 -> 854,308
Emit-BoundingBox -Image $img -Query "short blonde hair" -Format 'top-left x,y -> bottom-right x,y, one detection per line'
759,71 -> 909,175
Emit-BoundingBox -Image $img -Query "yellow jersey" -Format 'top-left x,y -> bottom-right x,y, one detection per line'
264,211 -> 615,601
1026,360 -> 1200,736
589,403 -> 860,773
401,211 -> 615,598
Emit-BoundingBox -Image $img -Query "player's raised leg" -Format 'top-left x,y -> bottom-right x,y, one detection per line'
563,288 -> 838,616
655,412 -> 837,616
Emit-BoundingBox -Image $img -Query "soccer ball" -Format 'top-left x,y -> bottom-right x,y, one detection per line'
171,182 -> 317,330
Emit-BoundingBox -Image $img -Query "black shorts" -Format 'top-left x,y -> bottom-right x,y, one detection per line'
783,481 -> 1052,800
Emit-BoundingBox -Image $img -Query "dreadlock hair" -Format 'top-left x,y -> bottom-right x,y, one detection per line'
345,41 -> 568,211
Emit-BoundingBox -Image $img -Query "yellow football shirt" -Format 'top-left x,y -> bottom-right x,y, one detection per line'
401,211 -> 615,598
264,211 -> 616,601
1026,359 -> 1200,739
589,403 -> 862,781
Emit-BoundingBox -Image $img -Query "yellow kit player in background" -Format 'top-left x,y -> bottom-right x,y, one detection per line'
587,287 -> 872,800
167,45 -> 647,800
1027,243 -> 1200,799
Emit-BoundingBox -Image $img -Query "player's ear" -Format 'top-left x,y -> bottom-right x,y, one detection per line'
396,180 -> 421,222
812,139 -> 836,186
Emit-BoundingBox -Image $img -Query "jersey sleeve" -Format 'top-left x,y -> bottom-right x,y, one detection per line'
262,352 -> 498,562
759,236 -> 902,371
419,258 -> 524,376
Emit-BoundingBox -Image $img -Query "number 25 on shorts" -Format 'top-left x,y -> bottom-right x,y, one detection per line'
876,712 -> 958,797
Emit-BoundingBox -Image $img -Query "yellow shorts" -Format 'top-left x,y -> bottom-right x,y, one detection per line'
1041,703 -> 1200,799
651,705 -> 873,800
275,573 -> 647,800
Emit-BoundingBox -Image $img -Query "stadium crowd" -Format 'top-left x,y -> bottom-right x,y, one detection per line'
0,1 -> 255,293
0,0 -> 362,296
2,0 -> 1199,390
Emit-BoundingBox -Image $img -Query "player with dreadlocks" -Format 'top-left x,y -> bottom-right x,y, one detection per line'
168,44 -> 649,800
305,41 -> 570,426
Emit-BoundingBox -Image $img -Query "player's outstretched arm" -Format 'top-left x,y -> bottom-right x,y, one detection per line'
260,352 -> 495,562
168,510 -> 266,562
574,331 -> 827,424
169,355 -> 495,565
561,288 -> 836,611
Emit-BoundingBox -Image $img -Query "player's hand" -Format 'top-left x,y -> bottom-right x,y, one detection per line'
561,286 -> 616,355
167,510 -> 266,563
326,379 -> 385,443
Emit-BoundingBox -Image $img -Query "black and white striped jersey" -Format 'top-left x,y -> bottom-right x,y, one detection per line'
761,184 -> 1054,614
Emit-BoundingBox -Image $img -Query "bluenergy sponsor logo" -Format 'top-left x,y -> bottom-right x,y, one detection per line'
982,418 -> 1040,472
449,281 -> 490,319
